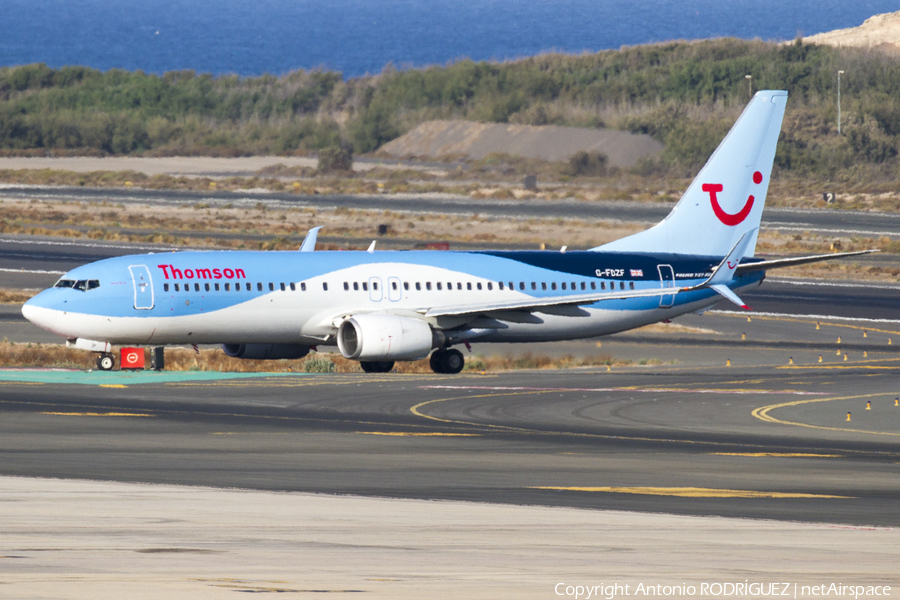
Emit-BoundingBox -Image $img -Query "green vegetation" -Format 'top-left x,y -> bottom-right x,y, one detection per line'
2,39 -> 900,183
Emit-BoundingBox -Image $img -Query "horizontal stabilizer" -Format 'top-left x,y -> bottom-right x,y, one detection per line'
735,249 -> 877,274
710,284 -> 749,310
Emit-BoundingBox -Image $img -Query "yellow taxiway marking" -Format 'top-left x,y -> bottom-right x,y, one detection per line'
530,486 -> 852,499
357,431 -> 481,437
753,392 -> 900,437
711,452 -> 842,458
40,411 -> 155,418
99,384 -> 128,388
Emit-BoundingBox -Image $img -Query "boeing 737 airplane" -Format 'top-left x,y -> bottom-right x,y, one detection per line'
22,91 -> 870,373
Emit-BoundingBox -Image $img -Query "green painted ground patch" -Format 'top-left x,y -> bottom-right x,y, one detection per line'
0,369 -> 308,386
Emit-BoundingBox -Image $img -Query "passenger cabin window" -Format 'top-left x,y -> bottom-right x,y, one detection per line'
323,282 -> 328,291
206,283 -> 211,292
164,283 -> 170,292
590,282 -> 596,290
416,282 -> 421,291
498,282 -> 504,290
436,282 -> 442,291
487,282 -> 493,290
280,283 -> 286,291
269,283 -> 275,291
467,282 -> 472,291
225,283 -> 231,291
344,282 -> 350,291
174,283 -> 180,292
301,282 -> 306,291
426,282 -> 432,291
214,283 -> 220,291
403,282 -> 409,291
258,282 -> 263,291
476,283 -> 482,290
290,283 -> 296,291
541,283 -> 547,290
362,282 -> 368,291
629,282 -> 635,290
195,283 -> 200,292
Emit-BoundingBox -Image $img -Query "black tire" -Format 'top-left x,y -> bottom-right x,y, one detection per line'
429,351 -> 443,373
97,354 -> 114,371
439,348 -> 464,374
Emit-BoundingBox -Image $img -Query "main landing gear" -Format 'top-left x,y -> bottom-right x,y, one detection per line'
360,360 -> 395,373
96,353 -> 115,371
430,348 -> 464,374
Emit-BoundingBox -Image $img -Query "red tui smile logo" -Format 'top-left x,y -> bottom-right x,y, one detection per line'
703,171 -> 763,226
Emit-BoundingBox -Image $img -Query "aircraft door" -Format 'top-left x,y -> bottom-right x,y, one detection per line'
657,264 -> 675,308
387,276 -> 402,302
129,264 -> 155,310
368,277 -> 383,302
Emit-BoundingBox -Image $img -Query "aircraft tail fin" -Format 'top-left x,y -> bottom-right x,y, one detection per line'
594,90 -> 787,258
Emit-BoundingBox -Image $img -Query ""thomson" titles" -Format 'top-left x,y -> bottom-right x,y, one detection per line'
157,264 -> 247,280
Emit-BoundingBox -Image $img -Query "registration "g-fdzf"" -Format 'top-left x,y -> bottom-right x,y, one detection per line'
595,268 -> 624,277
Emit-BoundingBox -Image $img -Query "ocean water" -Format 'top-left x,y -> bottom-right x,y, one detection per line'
0,0 -> 897,78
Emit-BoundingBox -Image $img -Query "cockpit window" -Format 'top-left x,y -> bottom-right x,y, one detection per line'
57,279 -> 100,291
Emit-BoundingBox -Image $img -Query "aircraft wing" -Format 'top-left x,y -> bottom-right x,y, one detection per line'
423,286 -> 686,318
735,249 -> 876,274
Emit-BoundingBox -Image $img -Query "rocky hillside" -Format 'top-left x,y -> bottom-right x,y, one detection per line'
803,10 -> 900,53
378,120 -> 663,166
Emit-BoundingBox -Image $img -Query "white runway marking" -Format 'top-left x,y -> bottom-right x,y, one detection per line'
0,267 -> 64,275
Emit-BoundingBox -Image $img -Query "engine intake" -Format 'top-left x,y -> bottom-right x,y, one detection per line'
337,314 -> 439,361
222,343 -> 311,360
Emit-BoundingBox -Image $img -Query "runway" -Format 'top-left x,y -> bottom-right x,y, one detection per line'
2,335 -> 900,526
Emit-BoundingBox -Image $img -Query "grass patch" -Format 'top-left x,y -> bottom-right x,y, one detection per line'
0,342 -> 628,373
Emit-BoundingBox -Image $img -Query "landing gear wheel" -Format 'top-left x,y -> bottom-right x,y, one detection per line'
439,348 -> 464,374
96,354 -> 115,371
360,360 -> 395,373
430,349 -> 464,374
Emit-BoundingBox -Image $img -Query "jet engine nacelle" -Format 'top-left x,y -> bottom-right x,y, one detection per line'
222,343 -> 311,360
337,314 -> 440,361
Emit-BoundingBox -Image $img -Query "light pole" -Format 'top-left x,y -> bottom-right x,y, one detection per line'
837,70 -> 844,135
745,74 -> 752,98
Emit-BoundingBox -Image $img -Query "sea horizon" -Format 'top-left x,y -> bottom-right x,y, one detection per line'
1,0 -> 898,78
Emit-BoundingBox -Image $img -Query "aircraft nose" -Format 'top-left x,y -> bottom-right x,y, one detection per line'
22,293 -> 64,334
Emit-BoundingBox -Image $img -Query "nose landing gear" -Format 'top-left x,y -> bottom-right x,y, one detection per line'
429,348 -> 464,374
96,353 -> 115,371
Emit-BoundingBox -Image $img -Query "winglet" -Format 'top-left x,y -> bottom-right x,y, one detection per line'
299,226 -> 323,252
707,229 -> 756,286
685,229 -> 756,309
367,240 -> 376,253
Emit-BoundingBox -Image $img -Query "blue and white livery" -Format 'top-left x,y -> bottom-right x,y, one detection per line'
21,91 -> 869,372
